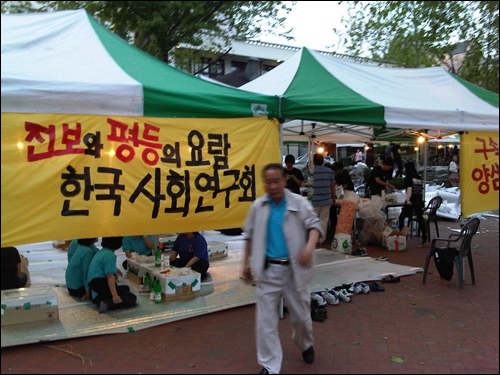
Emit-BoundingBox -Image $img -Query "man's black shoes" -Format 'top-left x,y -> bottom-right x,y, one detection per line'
302,346 -> 315,364
258,368 -> 269,374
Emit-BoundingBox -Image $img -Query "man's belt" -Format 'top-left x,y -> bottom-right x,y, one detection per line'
266,258 -> 290,265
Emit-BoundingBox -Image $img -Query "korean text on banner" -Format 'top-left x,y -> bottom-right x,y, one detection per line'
460,131 -> 499,217
1,114 -> 281,246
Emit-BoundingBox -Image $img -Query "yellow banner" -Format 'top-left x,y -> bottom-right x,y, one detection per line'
1,113 -> 281,246
460,131 -> 499,217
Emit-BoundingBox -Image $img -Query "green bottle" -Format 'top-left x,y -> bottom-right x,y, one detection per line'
153,277 -> 162,304
143,272 -> 151,293
155,246 -> 161,267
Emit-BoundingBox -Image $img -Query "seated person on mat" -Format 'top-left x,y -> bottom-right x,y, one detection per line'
67,239 -> 79,263
88,236 -> 137,313
169,232 -> 210,281
65,238 -> 99,300
121,234 -> 154,269
1,247 -> 28,290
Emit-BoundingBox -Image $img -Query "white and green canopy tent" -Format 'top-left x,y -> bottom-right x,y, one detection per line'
1,9 -> 279,118
241,47 -> 499,139
1,10 -> 282,247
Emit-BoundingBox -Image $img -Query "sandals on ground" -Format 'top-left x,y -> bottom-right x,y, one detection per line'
381,275 -> 400,283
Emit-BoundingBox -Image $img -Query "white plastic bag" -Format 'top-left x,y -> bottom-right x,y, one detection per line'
332,233 -> 352,254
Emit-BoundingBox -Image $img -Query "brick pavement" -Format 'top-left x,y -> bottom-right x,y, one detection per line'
1,213 -> 498,374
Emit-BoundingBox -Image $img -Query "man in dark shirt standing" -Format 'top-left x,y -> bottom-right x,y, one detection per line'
391,143 -> 404,178
283,154 -> 305,195
1,247 -> 28,290
367,157 -> 395,196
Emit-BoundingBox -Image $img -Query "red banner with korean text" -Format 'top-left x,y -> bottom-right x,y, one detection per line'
460,131 -> 499,217
1,113 -> 281,246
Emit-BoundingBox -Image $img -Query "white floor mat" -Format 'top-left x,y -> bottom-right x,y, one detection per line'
2,234 -> 422,347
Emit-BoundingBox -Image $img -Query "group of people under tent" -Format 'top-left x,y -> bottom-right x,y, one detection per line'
283,152 -> 433,248
1,232 -> 211,314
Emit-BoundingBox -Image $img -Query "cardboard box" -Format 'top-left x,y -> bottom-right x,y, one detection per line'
126,271 -> 143,285
1,286 -> 59,326
207,241 -> 228,259
147,266 -> 201,300
382,226 -> 410,252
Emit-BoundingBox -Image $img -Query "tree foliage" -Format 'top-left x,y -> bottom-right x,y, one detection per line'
1,1 -> 294,64
335,1 -> 499,93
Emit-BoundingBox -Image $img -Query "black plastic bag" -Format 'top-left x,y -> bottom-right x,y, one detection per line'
433,247 -> 459,281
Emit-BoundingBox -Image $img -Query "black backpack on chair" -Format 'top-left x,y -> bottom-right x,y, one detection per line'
433,247 -> 459,281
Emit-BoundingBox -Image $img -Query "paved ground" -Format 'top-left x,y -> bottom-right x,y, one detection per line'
1,213 -> 498,374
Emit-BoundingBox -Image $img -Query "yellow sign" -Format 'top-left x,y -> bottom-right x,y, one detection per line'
460,131 -> 499,217
1,113 -> 281,246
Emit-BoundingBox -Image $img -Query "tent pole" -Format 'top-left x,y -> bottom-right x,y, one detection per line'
279,119 -> 284,160
423,135 -> 428,201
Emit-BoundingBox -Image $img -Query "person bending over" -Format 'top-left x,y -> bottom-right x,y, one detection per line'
121,235 -> 154,269
169,232 -> 210,280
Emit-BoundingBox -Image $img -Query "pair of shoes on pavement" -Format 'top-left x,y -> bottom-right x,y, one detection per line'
382,275 -> 400,283
351,247 -> 368,256
258,346 -> 314,373
323,288 -> 340,305
345,282 -> 370,294
332,286 -> 353,302
369,282 -> 385,292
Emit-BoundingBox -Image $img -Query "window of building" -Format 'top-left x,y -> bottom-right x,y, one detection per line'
231,61 -> 247,73
195,57 -> 224,78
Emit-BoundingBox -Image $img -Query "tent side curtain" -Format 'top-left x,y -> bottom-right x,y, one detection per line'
87,13 -> 279,119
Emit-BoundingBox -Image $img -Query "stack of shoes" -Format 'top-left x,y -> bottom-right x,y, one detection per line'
332,286 -> 353,302
340,282 -> 359,295
310,293 -> 328,322
356,282 -> 371,294
351,247 -> 368,256
323,288 -> 340,305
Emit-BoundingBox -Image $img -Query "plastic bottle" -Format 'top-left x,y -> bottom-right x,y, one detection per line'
154,246 -> 161,267
153,277 -> 162,304
365,187 -> 371,199
307,171 -> 314,201
149,277 -> 156,301
392,219 -> 398,230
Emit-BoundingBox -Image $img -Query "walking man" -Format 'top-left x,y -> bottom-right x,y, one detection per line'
242,163 -> 323,374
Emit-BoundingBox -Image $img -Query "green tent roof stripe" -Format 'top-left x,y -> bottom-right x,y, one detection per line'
448,73 -> 499,109
88,13 -> 279,119
283,48 -> 386,126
